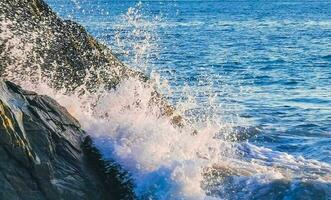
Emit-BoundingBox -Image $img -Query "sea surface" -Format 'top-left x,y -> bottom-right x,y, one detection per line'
44,1 -> 331,199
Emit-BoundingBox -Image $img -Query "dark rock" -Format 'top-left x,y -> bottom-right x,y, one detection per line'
82,136 -> 135,200
0,0 -> 142,90
0,0 -> 185,199
0,80 -> 133,200
0,0 -> 183,126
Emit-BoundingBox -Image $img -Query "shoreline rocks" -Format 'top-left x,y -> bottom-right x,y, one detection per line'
0,0 -> 186,198
0,80 -> 134,199
0,0 -> 183,127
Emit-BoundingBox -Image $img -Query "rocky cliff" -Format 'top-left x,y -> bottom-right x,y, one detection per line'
0,80 -> 135,200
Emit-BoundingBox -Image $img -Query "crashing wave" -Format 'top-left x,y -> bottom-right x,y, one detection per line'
1,0 -> 331,199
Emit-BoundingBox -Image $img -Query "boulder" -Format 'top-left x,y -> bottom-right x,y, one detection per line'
0,0 -> 183,127
0,0 -> 141,90
0,80 -> 134,200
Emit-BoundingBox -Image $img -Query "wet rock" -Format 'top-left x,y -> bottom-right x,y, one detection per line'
0,0 -> 142,89
0,0 -> 183,126
0,80 -> 126,200
0,0 -> 184,198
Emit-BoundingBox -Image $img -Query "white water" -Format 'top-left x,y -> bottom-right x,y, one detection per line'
7,78 -> 331,199
2,3 -> 331,199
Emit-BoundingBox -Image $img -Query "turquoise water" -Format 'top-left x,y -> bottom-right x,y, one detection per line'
46,1 -> 331,199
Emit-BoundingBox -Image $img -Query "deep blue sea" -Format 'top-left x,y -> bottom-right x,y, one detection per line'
46,1 -> 331,199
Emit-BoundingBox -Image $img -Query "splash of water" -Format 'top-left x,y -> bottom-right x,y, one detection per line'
2,2 -> 331,200
11,77 -> 331,199
113,2 -> 161,75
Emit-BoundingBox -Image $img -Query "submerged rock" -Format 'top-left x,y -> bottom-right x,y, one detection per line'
0,80 -> 134,200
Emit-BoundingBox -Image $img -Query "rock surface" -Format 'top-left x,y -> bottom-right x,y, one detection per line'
0,80 -> 135,200
0,80 -> 96,199
0,0 -> 140,90
0,0 -> 183,126
0,0 -> 171,198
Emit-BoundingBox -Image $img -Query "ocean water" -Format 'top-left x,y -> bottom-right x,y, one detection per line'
16,0 -> 331,199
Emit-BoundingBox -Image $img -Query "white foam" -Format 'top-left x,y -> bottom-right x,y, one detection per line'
13,77 -> 331,199
24,78 -> 229,199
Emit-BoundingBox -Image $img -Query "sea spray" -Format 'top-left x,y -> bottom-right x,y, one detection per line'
17,76 -> 230,199
9,76 -> 331,199
2,1 -> 331,199
113,1 -> 161,75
